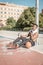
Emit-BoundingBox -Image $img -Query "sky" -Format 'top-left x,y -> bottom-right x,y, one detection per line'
0,0 -> 43,12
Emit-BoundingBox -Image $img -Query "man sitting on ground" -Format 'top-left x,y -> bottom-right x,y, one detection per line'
7,23 -> 38,49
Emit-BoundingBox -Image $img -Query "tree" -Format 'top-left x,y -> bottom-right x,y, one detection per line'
39,13 -> 43,28
6,17 -> 16,30
16,7 -> 36,30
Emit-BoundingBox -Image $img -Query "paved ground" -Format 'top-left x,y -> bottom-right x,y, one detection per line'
0,30 -> 43,44
0,43 -> 43,65
0,31 -> 43,65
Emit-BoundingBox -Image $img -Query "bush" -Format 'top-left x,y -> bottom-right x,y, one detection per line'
23,27 -> 32,31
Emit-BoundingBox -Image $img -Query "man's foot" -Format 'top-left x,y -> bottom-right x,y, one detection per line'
15,44 -> 19,48
6,42 -> 19,49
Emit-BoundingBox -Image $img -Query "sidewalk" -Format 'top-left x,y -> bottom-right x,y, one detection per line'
0,30 -> 43,44
0,30 -> 43,65
0,46 -> 43,65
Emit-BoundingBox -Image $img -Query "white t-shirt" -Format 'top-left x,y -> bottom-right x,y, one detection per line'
29,28 -> 38,35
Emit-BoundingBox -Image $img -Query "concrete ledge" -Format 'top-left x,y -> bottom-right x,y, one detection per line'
0,30 -> 43,45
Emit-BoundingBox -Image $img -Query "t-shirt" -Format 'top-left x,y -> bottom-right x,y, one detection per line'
29,28 -> 38,35
32,28 -> 38,35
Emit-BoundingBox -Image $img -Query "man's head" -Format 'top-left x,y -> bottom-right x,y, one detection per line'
31,23 -> 38,30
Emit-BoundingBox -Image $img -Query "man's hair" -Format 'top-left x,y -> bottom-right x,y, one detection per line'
31,23 -> 38,27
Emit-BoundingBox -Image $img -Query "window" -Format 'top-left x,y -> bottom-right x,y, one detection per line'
1,8 -> 3,10
4,12 -> 6,14
8,8 -> 10,10
17,13 -> 19,15
14,13 -> 16,15
21,10 -> 22,12
8,12 -> 10,14
1,15 -> 3,17
1,12 -> 3,14
4,8 -> 6,10
11,13 -> 13,15
4,15 -> 7,18
14,9 -> 16,11
17,9 -> 19,12
11,9 -> 13,11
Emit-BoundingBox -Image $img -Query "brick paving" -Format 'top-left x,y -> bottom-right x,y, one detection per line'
0,43 -> 43,65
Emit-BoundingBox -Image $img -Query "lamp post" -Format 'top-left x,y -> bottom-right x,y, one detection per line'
36,0 -> 39,32
36,0 -> 39,45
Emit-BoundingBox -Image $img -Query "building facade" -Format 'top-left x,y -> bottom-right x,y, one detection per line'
0,2 -> 28,26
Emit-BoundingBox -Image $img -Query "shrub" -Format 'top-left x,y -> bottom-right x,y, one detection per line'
23,27 -> 32,31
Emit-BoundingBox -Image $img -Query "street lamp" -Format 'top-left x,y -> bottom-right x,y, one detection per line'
36,0 -> 39,45
36,0 -> 39,32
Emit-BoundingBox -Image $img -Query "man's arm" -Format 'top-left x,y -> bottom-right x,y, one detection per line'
21,34 -> 28,37
31,32 -> 38,41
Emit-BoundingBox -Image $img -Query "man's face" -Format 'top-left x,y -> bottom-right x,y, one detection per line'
32,25 -> 37,30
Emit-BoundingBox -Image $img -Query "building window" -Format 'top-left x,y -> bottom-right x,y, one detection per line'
17,13 -> 19,15
1,8 -> 3,10
4,12 -> 6,14
8,12 -> 10,14
4,8 -> 6,10
11,13 -> 13,15
21,10 -> 22,12
1,12 -> 3,14
14,9 -> 16,11
14,13 -> 16,15
17,9 -> 19,12
11,9 -> 13,11
1,15 -> 3,17
4,15 -> 7,18
8,8 -> 10,10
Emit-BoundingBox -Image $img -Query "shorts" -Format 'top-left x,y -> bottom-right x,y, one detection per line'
22,39 -> 35,46
13,37 -> 35,47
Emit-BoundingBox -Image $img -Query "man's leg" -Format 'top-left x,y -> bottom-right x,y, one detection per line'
6,42 -> 19,49
6,37 -> 26,48
21,39 -> 32,48
7,37 -> 21,46
13,37 -> 21,44
25,42 -> 32,48
24,39 -> 35,48
6,37 -> 21,48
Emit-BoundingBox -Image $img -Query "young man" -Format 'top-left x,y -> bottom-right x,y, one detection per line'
7,23 -> 38,49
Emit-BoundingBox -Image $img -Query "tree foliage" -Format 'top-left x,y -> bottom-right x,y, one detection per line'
6,17 -> 16,26
39,13 -> 43,28
6,17 -> 16,30
16,7 -> 36,30
0,7 -> 43,31
16,7 -> 43,30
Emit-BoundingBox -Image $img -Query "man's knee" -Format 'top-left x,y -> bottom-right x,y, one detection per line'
25,42 -> 32,48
